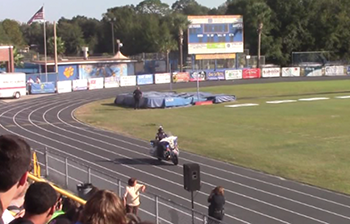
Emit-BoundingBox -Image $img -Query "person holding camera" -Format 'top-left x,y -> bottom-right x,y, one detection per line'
207,186 -> 225,224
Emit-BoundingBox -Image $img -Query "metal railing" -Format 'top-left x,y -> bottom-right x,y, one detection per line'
32,148 -> 226,224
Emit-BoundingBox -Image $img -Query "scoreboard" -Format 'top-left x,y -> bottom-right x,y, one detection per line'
187,15 -> 244,54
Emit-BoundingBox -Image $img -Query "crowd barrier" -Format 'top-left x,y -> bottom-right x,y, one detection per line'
25,65 -> 350,95
31,149 -> 225,224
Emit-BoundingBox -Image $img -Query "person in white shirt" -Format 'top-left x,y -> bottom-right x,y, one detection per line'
123,178 -> 146,216
35,77 -> 41,84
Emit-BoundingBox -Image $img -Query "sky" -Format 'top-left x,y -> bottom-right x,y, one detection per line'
0,0 -> 224,23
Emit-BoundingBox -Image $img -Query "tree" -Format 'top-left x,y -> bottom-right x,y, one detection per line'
47,36 -> 65,56
0,22 -> 11,45
136,0 -> 170,15
1,19 -> 26,47
158,20 -> 178,72
172,0 -> 210,15
57,20 -> 85,55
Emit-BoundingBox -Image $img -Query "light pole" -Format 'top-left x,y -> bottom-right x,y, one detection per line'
179,28 -> 184,72
257,22 -> 263,68
111,22 -> 115,55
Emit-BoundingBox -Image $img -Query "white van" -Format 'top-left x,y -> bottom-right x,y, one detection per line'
0,72 -> 26,99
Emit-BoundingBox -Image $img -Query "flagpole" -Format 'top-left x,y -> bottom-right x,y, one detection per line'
54,21 -> 58,74
43,5 -> 48,81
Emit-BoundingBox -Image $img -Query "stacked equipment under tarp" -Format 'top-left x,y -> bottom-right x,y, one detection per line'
114,91 -> 236,109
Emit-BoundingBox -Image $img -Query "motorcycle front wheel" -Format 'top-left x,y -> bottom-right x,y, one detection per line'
172,154 -> 179,165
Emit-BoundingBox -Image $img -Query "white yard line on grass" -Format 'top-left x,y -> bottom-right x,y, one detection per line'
225,104 -> 259,108
266,100 -> 297,104
335,96 -> 350,99
298,97 -> 330,101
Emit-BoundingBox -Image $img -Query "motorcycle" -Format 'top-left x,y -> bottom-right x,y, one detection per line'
150,135 -> 179,165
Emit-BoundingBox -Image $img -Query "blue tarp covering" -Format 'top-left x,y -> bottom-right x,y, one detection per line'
114,91 -> 236,108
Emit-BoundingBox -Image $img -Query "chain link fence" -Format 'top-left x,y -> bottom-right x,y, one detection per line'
32,148 -> 227,224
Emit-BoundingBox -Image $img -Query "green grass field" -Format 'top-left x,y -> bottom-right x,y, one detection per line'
75,80 -> 350,194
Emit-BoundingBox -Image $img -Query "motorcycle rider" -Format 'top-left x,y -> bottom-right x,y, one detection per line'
155,126 -> 168,158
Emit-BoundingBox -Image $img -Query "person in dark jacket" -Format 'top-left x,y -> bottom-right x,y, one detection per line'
208,186 -> 225,224
133,87 -> 142,110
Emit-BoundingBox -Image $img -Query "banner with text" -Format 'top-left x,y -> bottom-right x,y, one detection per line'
206,71 -> 225,80
31,82 -> 56,94
88,78 -> 104,90
57,80 -> 72,93
190,71 -> 206,82
155,73 -> 171,84
242,68 -> 261,79
72,79 -> 88,91
137,74 -> 154,85
172,72 -> 190,83
104,77 -> 119,88
225,69 -> 242,80
262,68 -> 280,78
282,67 -> 300,77
120,76 -> 136,87
325,66 -> 345,76
302,67 -> 323,77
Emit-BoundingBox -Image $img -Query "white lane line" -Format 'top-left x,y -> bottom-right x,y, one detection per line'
335,96 -> 350,99
225,104 -> 259,108
298,97 -> 330,101
266,100 -> 297,104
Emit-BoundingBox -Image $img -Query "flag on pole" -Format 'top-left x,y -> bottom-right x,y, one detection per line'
27,6 -> 44,25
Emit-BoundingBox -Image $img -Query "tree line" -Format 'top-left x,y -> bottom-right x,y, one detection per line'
1,0 -> 350,66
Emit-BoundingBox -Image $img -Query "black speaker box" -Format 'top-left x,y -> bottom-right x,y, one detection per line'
183,163 -> 201,191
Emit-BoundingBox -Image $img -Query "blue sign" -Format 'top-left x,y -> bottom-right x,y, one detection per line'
206,70 -> 225,80
58,65 -> 78,81
31,82 -> 56,94
137,74 -> 154,85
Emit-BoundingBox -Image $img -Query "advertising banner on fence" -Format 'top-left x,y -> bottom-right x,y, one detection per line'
242,69 -> 261,79
88,78 -> 104,90
57,80 -> 72,93
31,82 -> 56,94
104,77 -> 119,88
282,67 -> 300,77
325,66 -> 345,76
73,79 -> 88,91
172,72 -> 190,83
137,74 -> 154,85
302,66 -> 323,77
225,69 -> 242,80
155,73 -> 171,84
120,76 -> 136,87
262,68 -> 280,78
190,71 -> 206,82
206,71 -> 225,80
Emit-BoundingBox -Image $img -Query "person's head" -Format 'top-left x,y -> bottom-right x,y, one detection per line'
62,197 -> 80,213
158,126 -> 163,133
24,182 -> 58,223
0,135 -> 31,213
213,186 -> 224,196
128,178 -> 137,187
80,190 -> 126,224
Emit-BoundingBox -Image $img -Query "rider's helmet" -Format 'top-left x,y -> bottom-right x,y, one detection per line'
158,126 -> 164,133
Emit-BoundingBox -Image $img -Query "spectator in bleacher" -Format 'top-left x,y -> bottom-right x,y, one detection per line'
0,135 -> 31,224
80,190 -> 126,224
123,178 -> 146,216
48,197 -> 81,224
9,182 -> 58,224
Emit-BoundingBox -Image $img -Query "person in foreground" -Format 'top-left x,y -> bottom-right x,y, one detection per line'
208,186 -> 225,224
0,135 -> 31,224
10,182 -> 58,224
